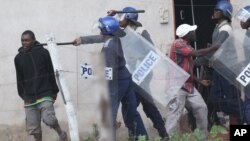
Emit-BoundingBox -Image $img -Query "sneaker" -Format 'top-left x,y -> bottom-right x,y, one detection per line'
59,131 -> 68,141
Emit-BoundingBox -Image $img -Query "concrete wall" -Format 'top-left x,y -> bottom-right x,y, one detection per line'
0,0 -> 174,140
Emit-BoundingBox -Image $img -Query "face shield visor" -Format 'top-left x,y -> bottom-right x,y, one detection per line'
235,8 -> 250,22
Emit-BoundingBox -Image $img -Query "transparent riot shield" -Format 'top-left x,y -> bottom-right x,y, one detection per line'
47,35 -> 113,141
121,27 -> 190,107
75,43 -> 113,141
210,29 -> 250,88
209,5 -> 250,89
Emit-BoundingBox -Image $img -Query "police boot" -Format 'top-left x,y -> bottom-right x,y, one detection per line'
158,128 -> 169,141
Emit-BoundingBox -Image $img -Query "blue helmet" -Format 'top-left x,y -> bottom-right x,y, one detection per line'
244,6 -> 250,12
123,7 -> 138,21
235,5 -> 250,22
98,16 -> 125,37
122,7 -> 142,26
215,0 -> 233,20
244,6 -> 250,22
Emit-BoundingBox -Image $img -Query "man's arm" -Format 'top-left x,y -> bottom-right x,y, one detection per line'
44,49 -> 59,96
214,30 -> 230,45
189,45 -> 218,57
73,35 -> 105,46
175,43 -> 217,57
102,42 -> 117,70
194,30 -> 230,66
14,58 -> 24,99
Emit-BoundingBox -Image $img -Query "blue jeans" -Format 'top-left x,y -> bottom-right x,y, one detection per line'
209,70 -> 243,123
108,78 -> 147,138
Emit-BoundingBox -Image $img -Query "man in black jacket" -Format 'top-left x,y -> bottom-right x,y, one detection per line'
14,30 -> 67,141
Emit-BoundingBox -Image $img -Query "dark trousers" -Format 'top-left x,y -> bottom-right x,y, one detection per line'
123,81 -> 168,138
109,78 -> 148,139
244,85 -> 250,124
208,70 -> 243,123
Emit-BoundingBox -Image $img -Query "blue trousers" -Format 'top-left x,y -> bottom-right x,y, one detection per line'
244,85 -> 250,124
209,70 -> 243,123
108,78 -> 148,138
133,83 -> 167,137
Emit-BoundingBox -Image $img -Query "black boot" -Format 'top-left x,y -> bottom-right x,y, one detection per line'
158,129 -> 169,141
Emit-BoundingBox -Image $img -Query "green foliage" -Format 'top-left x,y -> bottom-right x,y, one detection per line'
82,137 -> 92,141
207,125 -> 227,141
154,137 -> 162,141
169,125 -> 227,141
92,123 -> 99,139
138,135 -> 147,141
193,129 -> 205,140
80,124 -> 228,141
81,123 -> 99,141
209,125 -> 227,135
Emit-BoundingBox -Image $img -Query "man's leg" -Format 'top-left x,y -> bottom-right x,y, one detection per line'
25,106 -> 42,141
136,93 -> 168,138
245,85 -> 250,124
121,79 -> 148,139
186,88 -> 208,135
39,101 -> 68,141
135,90 -> 141,107
218,73 -> 244,124
208,71 -> 221,110
208,70 -> 222,126
134,73 -> 169,139
245,97 -> 250,124
109,80 -> 124,140
165,90 -> 186,135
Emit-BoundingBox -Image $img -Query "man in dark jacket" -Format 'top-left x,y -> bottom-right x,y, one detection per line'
14,30 -> 67,141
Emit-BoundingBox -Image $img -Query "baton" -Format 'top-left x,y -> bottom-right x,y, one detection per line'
38,42 -> 74,46
116,10 -> 145,13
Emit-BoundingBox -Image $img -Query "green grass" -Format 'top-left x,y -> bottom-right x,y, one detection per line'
81,123 -> 99,141
169,125 -> 227,141
80,124 -> 227,141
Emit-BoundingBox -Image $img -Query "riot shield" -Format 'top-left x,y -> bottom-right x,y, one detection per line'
121,27 -> 190,107
210,29 -> 250,88
75,43 -> 113,141
45,34 -> 113,141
